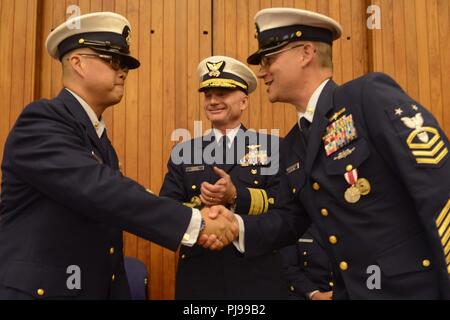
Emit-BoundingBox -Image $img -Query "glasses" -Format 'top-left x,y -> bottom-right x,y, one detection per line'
260,44 -> 304,69
76,53 -> 128,71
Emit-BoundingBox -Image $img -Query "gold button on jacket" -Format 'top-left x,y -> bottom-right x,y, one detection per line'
339,261 -> 348,270
329,235 -> 337,244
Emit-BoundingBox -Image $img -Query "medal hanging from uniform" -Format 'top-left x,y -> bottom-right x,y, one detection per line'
343,168 -> 371,203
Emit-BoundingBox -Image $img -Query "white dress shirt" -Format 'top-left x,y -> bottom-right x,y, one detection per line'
297,78 -> 330,128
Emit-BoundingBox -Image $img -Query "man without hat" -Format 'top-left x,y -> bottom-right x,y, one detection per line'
0,12 -> 236,299
160,55 -> 287,299
210,8 -> 450,299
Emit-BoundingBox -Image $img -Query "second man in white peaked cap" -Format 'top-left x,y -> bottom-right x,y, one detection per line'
214,7 -> 450,299
160,55 -> 286,299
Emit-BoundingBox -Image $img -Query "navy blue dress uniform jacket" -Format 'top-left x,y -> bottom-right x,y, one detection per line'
160,127 -> 287,299
241,73 -> 450,299
280,225 -> 333,300
0,89 -> 192,299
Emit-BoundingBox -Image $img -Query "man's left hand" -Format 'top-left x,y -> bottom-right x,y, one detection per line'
200,166 -> 237,206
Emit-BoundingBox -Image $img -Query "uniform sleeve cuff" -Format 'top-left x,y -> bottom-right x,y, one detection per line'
308,290 -> 320,300
180,208 -> 201,247
232,214 -> 245,253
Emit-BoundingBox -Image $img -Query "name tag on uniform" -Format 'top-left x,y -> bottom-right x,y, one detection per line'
298,238 -> 314,243
286,162 -> 300,174
186,165 -> 205,173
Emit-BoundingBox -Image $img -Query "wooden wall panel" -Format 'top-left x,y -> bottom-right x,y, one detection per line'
368,0 -> 450,138
136,0 -> 152,300
1,0 -> 449,300
148,0 -> 165,299
0,0 -> 38,182
437,0 -> 450,138
0,0 -> 14,176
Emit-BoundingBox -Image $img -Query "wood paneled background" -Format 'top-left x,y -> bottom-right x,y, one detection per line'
1,0 -> 449,299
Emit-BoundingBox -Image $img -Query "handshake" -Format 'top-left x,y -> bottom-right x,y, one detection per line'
196,206 -> 239,251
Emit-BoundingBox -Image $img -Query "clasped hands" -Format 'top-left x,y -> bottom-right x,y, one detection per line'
196,166 -> 239,250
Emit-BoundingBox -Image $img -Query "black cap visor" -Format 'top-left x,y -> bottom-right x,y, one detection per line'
247,41 -> 290,65
89,47 -> 140,69
58,32 -> 140,69
247,24 -> 333,65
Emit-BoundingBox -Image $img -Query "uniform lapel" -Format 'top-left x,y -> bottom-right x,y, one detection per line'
99,131 -> 116,166
290,125 -> 306,162
304,80 -> 337,174
57,89 -> 110,165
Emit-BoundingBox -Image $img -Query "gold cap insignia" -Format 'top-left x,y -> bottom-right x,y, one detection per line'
206,61 -> 225,77
255,23 -> 260,39
122,25 -> 131,47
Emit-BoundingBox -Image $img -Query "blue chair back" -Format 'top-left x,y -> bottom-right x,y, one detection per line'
124,256 -> 148,300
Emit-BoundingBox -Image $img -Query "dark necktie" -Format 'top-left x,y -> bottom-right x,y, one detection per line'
300,117 -> 311,145
219,135 -> 230,164
99,130 -> 112,165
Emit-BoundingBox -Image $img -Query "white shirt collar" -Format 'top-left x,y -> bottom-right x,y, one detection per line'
297,78 -> 330,128
65,88 -> 106,138
212,125 -> 241,148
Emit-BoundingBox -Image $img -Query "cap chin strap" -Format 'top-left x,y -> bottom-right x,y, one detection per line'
79,38 -> 126,53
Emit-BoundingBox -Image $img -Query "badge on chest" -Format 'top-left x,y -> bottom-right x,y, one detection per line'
322,114 -> 358,157
343,168 -> 371,203
240,145 -> 268,166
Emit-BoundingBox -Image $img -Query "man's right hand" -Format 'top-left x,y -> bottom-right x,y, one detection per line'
197,206 -> 239,250
311,291 -> 333,300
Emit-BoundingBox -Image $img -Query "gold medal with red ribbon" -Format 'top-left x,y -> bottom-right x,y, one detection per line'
344,168 -> 372,203
344,168 -> 361,203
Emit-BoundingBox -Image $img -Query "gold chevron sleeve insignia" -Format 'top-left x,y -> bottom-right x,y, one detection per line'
406,127 -> 448,165
248,188 -> 269,215
435,198 -> 450,273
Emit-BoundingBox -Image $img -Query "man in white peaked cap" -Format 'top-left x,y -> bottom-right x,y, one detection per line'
0,12 -> 237,299
160,55 -> 286,299
207,7 -> 450,299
